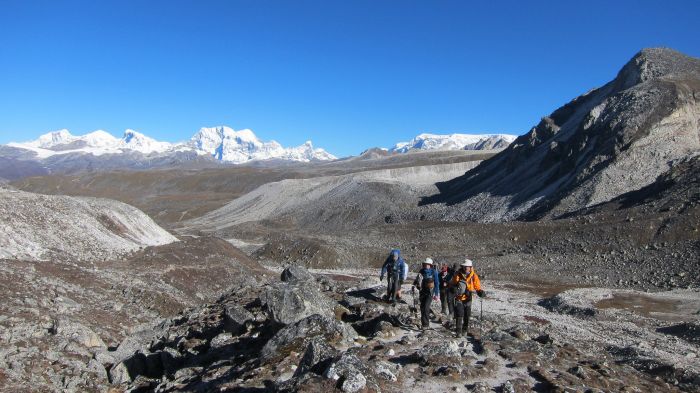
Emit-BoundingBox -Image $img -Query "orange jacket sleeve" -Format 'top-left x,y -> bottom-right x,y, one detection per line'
473,273 -> 482,291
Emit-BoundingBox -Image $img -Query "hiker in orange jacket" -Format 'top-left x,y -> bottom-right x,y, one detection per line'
449,258 -> 485,337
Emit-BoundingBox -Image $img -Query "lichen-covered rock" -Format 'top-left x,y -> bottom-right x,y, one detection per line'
324,353 -> 368,393
416,341 -> 461,367
223,303 -> 254,334
281,265 -> 315,284
261,283 -> 336,325
293,338 -> 339,378
261,314 -> 357,361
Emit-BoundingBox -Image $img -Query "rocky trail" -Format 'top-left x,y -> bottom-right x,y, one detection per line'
44,265 -> 697,393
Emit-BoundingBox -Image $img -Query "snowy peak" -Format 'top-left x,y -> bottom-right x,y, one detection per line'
120,129 -> 173,153
32,129 -> 76,148
190,126 -> 336,163
390,133 -> 517,153
81,130 -> 120,148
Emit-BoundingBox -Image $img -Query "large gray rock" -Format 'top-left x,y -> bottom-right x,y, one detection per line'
416,341 -> 462,367
281,265 -> 315,283
293,337 -> 339,378
223,303 -> 254,334
261,283 -> 336,325
324,352 -> 377,393
261,314 -> 357,360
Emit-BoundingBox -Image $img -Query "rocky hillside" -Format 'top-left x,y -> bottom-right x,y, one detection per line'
12,149 -> 497,228
421,48 -> 700,222
0,188 -> 177,260
0,236 -> 271,392
182,159 -> 485,235
98,266 -> 700,393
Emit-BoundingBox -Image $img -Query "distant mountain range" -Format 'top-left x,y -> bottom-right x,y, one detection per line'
7,126 -> 336,164
390,133 -> 517,153
0,127 -> 517,178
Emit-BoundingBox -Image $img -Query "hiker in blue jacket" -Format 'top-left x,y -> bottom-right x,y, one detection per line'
412,258 -> 440,330
380,249 -> 407,304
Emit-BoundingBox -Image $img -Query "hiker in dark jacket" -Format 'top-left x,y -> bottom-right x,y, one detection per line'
412,258 -> 440,330
445,263 -> 458,316
439,264 -> 451,315
380,249 -> 407,304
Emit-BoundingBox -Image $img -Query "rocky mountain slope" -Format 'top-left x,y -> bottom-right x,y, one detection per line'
421,48 -> 700,222
0,236 -> 271,392
0,155 -> 48,180
0,188 -> 177,260
182,159 -> 485,235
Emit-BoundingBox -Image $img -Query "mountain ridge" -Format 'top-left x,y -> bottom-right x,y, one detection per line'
7,126 -> 337,164
390,133 -> 517,153
420,47 -> 700,222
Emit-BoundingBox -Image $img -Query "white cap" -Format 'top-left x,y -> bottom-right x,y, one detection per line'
461,259 -> 473,267
424,257 -> 434,265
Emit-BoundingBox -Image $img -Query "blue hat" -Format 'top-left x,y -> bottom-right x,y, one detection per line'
391,249 -> 400,256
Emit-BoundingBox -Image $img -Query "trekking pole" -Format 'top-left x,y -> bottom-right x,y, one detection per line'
411,286 -> 419,320
479,296 -> 483,336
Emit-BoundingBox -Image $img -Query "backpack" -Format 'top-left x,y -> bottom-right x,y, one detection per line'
456,280 -> 467,297
392,260 -> 401,275
421,269 -> 435,290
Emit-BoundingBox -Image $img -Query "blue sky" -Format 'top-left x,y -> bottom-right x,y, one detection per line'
1,1 -> 698,157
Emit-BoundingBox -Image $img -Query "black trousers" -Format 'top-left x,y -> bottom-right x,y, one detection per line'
386,273 -> 399,300
419,291 -> 433,327
439,287 -> 454,315
454,299 -> 472,327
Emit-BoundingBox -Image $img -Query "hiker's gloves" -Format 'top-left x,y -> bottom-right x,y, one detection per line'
477,290 -> 485,298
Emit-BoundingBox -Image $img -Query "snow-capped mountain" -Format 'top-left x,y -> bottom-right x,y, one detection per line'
8,129 -> 174,157
7,126 -> 337,164
390,133 -> 517,153
190,126 -> 335,163
119,129 -> 174,154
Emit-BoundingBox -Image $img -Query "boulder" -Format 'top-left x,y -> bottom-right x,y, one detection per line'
281,265 -> 315,283
261,314 -> 357,360
416,341 -> 462,367
223,303 -> 254,334
293,337 -> 339,378
324,353 -> 375,393
374,360 -> 398,382
261,283 -> 336,325
109,348 -> 182,384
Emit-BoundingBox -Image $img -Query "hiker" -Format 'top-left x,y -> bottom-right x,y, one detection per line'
396,255 -> 409,301
450,259 -> 485,337
380,249 -> 407,304
412,257 -> 440,330
448,263 -> 458,316
438,263 -> 451,315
